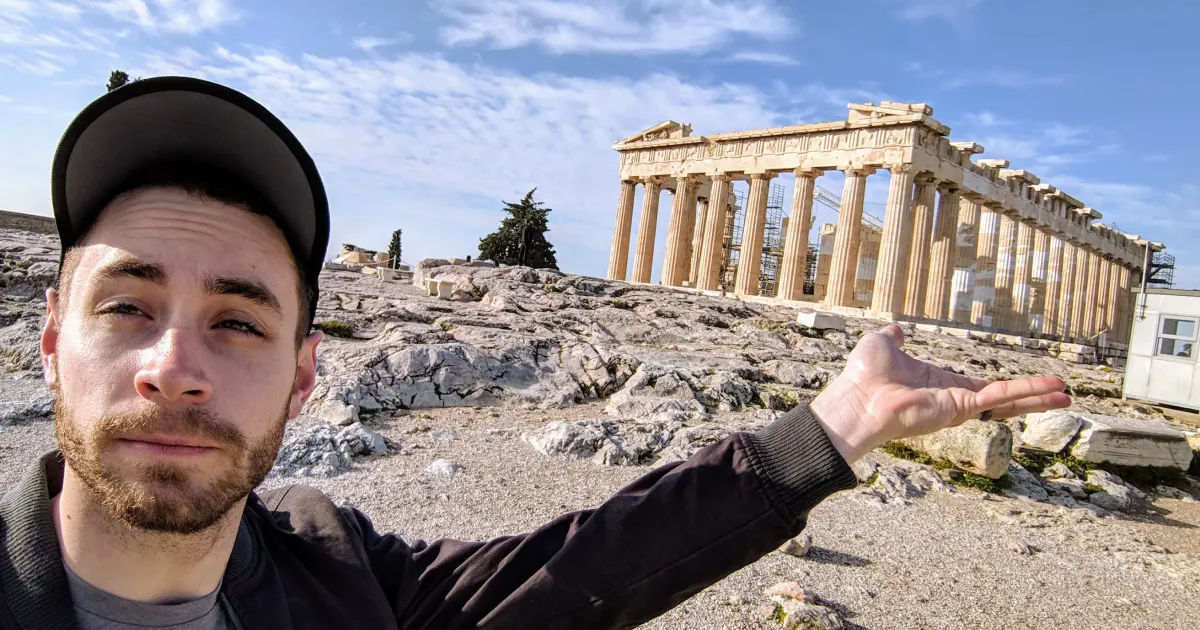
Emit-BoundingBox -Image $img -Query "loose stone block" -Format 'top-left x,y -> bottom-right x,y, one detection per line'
795,309 -> 845,331
1020,410 -> 1085,453
899,419 -> 1013,479
1070,415 -> 1194,470
1185,431 -> 1200,454
993,333 -> 1023,346
967,330 -> 995,343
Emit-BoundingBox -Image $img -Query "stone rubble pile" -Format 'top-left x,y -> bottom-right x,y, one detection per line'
272,422 -> 390,478
1021,410 -> 1193,470
762,581 -> 844,630
521,418 -> 733,467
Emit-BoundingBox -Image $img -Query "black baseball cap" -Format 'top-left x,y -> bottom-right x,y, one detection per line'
51,76 -> 330,324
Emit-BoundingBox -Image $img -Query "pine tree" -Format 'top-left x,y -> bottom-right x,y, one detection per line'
387,229 -> 402,269
478,189 -> 558,270
107,70 -> 130,92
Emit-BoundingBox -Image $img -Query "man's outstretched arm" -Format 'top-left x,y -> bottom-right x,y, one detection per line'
346,324 -> 1070,629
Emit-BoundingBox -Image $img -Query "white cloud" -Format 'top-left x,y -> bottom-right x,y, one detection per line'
0,94 -> 12,103
352,35 -> 410,52
0,0 -> 235,75
121,45 -> 878,276
95,0 -> 238,34
725,51 -> 798,66
434,0 -> 793,54
887,0 -> 985,26
960,111 -> 1007,127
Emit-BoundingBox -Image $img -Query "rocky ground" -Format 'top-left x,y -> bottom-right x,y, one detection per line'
1,227 -> 1198,629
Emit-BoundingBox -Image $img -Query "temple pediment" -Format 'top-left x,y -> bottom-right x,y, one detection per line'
617,121 -> 693,145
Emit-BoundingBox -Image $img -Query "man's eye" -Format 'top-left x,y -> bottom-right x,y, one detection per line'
98,303 -> 145,317
218,319 -> 264,336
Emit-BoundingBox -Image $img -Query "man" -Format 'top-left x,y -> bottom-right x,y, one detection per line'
0,77 -> 1071,629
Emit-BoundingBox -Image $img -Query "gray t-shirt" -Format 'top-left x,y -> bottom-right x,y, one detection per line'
63,563 -> 230,629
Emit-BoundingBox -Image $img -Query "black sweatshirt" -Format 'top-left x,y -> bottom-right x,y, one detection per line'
0,405 -> 858,629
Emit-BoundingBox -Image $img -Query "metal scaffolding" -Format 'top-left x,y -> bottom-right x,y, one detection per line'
715,180 -> 881,297
1147,251 -> 1176,289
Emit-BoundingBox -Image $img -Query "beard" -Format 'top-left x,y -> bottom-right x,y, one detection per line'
54,394 -> 287,535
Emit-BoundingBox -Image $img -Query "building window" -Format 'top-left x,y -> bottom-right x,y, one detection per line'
1156,317 -> 1197,359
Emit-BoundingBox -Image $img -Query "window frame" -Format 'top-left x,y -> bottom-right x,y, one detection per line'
1154,314 -> 1198,362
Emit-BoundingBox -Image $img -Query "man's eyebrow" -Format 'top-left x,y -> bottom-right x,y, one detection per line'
205,276 -> 283,318
91,259 -> 168,285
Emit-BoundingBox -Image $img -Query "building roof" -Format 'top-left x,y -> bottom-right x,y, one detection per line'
1134,287 -> 1200,298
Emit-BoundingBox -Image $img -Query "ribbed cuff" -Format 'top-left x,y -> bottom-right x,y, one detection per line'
743,404 -> 859,524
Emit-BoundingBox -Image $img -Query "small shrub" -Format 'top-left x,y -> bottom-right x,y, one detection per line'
1084,483 -> 1104,494
611,299 -> 633,310
545,284 -> 565,293
951,471 -> 1011,494
439,322 -> 455,332
769,603 -> 786,625
882,441 -> 934,466
1051,452 -> 1095,478
1012,452 -> 1047,475
313,320 -> 355,338
471,285 -> 488,301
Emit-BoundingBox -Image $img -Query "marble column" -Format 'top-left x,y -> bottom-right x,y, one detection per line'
1114,265 -> 1133,342
1094,257 -> 1112,335
1106,259 -> 1122,339
871,165 -> 917,314
1029,229 -> 1051,334
925,185 -> 960,320
630,177 -> 662,284
607,179 -> 637,280
1057,241 -> 1078,339
903,174 -> 939,317
735,173 -> 775,295
696,175 -> 731,291
814,225 -> 836,300
689,196 -> 710,285
1082,250 -> 1102,338
855,229 -> 881,307
1069,246 -> 1089,340
951,196 -> 982,323
992,212 -> 1018,330
826,167 -> 874,307
1043,235 -> 1065,338
1010,221 -> 1036,333
970,205 -> 1002,327
661,177 -> 697,287
778,168 -> 820,301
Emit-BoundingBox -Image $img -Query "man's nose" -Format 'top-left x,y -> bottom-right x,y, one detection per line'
134,327 -> 213,405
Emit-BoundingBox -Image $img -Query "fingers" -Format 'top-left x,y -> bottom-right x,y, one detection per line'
946,370 -> 992,393
970,376 -> 1068,416
985,392 -> 1073,420
877,323 -> 905,348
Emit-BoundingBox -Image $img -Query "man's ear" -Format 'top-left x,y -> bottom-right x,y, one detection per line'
287,330 -> 323,419
41,288 -> 60,388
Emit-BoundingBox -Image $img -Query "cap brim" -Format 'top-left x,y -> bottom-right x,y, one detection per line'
51,76 -> 329,287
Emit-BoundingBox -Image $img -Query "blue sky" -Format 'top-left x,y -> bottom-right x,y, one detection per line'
2,0 -> 1197,287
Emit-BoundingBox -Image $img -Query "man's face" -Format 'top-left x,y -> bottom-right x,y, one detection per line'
42,187 -> 321,534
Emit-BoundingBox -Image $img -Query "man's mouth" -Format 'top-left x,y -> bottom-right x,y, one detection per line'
118,434 -> 222,457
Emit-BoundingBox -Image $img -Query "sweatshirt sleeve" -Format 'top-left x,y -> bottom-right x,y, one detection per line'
347,404 -> 858,630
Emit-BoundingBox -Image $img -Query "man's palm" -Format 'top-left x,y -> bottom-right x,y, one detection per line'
812,325 -> 1072,462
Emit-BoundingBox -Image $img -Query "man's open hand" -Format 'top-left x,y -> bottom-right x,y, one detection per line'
811,324 -> 1072,463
